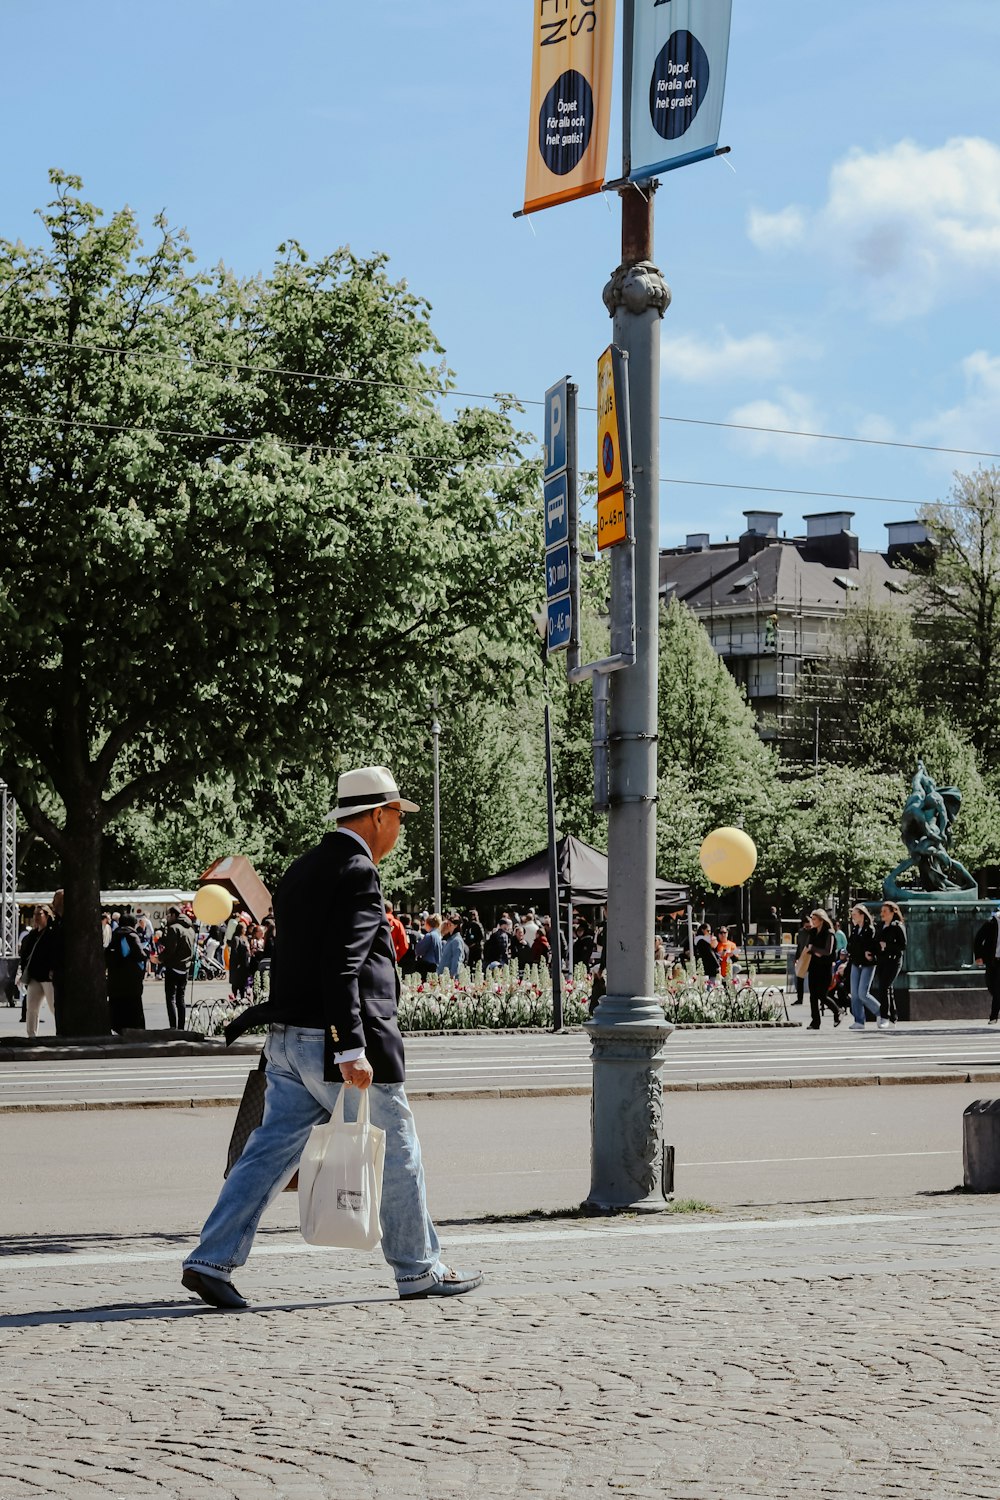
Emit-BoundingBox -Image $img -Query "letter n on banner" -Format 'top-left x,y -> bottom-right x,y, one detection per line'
522,0 -> 616,216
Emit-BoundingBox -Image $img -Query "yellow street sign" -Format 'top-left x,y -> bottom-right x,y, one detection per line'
597,345 -> 625,499
597,491 -> 627,552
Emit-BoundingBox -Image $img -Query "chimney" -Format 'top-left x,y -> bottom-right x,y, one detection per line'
739,509 -> 781,564
684,533 -> 710,551
801,511 -> 858,570
885,519 -> 933,568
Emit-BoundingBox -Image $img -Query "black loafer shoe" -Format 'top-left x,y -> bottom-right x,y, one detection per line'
182,1268 -> 249,1311
400,1266 -> 484,1300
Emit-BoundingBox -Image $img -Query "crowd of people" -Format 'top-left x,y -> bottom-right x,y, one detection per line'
30,888 -> 1000,1040
692,904 -> 911,1030
12,901 -> 275,1036
787,903 -> 908,1030
383,905 -> 607,982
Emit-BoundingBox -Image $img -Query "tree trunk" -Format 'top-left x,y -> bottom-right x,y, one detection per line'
56,810 -> 110,1037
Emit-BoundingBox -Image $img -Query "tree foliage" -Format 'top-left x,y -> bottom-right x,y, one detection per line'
655,598 -> 779,891
770,765 -> 906,911
915,468 -> 1000,759
0,173 -> 540,1031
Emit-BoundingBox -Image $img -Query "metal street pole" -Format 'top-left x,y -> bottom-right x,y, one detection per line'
584,180 -> 673,1213
0,782 -> 16,960
431,699 -> 442,915
544,694 -> 564,1031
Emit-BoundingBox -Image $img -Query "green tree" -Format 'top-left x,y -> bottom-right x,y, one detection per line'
656,598 -> 779,888
791,594 -> 925,772
552,551 -> 612,850
914,468 -> 1000,759
771,765 -> 905,911
0,173 -> 539,1032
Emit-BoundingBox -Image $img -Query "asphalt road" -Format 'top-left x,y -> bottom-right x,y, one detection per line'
6,1022 -> 1000,1106
1,1082 -> 981,1241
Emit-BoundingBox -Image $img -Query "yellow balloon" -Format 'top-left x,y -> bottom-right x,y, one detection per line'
193,883 -> 235,925
699,827 -> 758,887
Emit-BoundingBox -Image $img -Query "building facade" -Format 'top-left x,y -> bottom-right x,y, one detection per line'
658,510 -> 929,740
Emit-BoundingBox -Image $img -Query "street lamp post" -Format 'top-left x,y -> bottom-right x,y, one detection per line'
534,613 -> 565,1031
431,700 -> 442,916
584,183 -> 674,1213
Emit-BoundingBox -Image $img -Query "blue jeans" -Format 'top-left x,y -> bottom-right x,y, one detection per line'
184,1027 -> 443,1294
850,964 -> 879,1023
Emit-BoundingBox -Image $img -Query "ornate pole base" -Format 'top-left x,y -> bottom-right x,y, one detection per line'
583,995 -> 674,1214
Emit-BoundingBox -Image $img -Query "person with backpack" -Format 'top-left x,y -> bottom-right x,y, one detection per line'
106,914 -> 149,1033
483,918 -> 513,969
161,906 -> 197,1030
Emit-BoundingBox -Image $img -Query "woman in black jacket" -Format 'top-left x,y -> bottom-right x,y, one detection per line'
806,909 -> 840,1030
20,905 -> 55,1038
694,923 -> 720,981
792,916 -> 812,1006
845,904 -> 883,1030
874,901 -> 907,1025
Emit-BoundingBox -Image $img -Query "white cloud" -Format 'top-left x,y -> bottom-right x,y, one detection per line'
747,206 -> 806,252
912,350 -> 1000,463
726,389 -> 831,462
666,327 -> 811,383
747,136 -> 1000,319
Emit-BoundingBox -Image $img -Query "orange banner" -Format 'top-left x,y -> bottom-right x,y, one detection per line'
522,0 -> 617,216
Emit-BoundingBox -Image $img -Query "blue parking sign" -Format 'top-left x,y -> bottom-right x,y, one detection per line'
544,378 -> 568,479
544,472 -> 569,550
547,596 -> 572,653
546,542 -> 571,602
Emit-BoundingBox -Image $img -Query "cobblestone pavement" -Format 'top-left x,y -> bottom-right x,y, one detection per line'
4,1196 -> 1000,1498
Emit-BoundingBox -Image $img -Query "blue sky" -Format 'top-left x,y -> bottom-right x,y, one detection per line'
3,0 -> 999,551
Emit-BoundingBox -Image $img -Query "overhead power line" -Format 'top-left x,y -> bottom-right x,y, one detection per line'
0,330 -> 997,464
659,477 -> 945,509
0,409 -> 955,509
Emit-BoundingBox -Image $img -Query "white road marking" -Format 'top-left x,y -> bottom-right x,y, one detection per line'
1,1212 -> 927,1272
454,1150 -> 961,1177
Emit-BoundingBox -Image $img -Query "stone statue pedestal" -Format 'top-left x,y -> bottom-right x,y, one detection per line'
870,899 -> 994,1022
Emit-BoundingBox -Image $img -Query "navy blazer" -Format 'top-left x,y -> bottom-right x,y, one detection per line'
232,831 -> 405,1084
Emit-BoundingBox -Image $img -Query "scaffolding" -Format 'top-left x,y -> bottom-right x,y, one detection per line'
0,782 -> 17,958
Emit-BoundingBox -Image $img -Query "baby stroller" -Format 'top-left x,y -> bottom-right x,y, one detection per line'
193,935 -> 227,982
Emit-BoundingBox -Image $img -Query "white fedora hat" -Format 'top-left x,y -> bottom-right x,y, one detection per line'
326,765 -> 419,822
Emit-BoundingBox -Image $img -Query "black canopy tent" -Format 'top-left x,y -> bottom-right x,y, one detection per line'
454,834 -> 689,909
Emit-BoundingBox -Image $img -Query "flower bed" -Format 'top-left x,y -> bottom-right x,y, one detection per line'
189,963 -> 785,1037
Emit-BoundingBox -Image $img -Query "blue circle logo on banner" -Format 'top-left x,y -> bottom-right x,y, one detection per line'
649,30 -> 710,141
539,70 -> 594,176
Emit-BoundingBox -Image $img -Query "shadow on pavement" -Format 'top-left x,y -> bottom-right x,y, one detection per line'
0,1224 -> 299,1257
2,1293 -> 399,1328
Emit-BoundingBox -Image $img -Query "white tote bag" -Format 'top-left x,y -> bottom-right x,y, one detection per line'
298,1087 -> 385,1250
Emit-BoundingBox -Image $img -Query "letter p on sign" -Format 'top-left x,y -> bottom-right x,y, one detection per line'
544,377 -> 568,479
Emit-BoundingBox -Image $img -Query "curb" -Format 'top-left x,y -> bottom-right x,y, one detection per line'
5,1071 -> 1000,1114
0,1020 -> 799,1061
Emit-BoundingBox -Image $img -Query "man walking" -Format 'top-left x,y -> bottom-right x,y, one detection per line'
161,906 -> 196,1030
181,765 -> 482,1310
974,907 -> 1000,1024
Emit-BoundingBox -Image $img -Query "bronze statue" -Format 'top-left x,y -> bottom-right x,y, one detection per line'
884,760 -> 979,901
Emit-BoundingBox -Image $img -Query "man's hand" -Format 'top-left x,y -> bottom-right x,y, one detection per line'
340,1057 -> 374,1089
